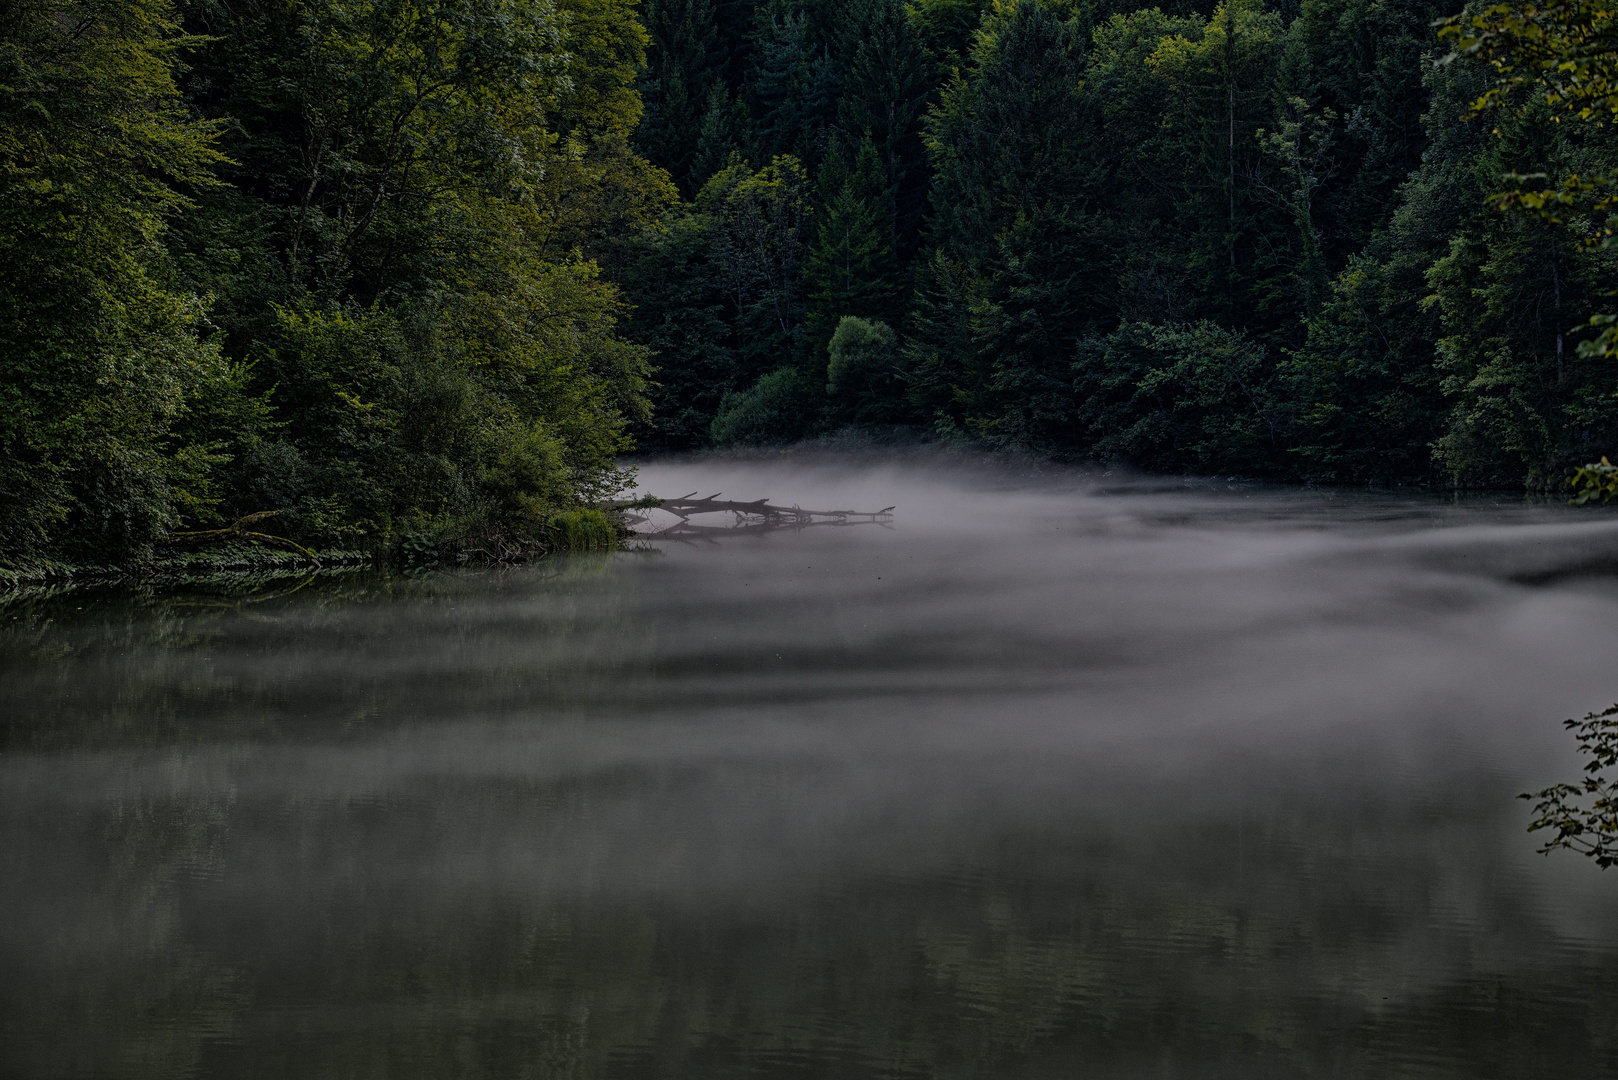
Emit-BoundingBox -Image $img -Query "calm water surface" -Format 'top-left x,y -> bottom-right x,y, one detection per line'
4,454 -> 1618,1078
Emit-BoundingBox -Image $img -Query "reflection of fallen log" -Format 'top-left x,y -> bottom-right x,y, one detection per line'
620,492 -> 894,541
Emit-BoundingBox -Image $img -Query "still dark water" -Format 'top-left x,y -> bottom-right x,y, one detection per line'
4,454 -> 1618,1079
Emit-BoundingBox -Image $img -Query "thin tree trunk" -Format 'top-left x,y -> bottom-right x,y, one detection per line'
1553,252 -> 1565,385
1225,6 -> 1237,317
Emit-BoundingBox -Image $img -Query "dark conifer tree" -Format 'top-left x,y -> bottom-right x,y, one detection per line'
805,137 -> 901,358
919,0 -> 1112,449
746,0 -> 839,165
833,0 -> 935,258
690,83 -> 756,188
638,0 -> 725,193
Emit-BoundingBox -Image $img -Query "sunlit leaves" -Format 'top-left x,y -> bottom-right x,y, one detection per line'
1566,453 -> 1618,499
1439,2 -> 1618,360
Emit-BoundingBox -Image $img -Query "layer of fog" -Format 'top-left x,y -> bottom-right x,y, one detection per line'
6,451 -> 1618,987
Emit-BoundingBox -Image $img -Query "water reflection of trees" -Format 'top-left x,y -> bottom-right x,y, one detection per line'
7,562 -> 1618,1078
0,556 -> 646,754
6,776 -> 1618,1078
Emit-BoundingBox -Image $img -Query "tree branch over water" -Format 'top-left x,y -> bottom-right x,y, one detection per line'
1523,702 -> 1618,866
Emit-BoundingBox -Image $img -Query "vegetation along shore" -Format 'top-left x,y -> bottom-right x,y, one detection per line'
5,0 -> 1618,580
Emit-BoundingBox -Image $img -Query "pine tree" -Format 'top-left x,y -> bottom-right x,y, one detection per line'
833,0 -> 935,257
920,0 -> 1111,450
746,0 -> 837,165
638,0 -> 724,193
805,137 -> 901,358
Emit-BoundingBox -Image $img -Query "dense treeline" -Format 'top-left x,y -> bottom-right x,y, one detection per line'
1,0 -> 672,565
620,0 -> 1618,490
2,0 -> 1615,566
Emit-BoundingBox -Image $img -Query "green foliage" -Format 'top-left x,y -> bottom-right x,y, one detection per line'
638,0 -> 726,192
1522,702 -> 1618,868
1440,1 -> 1618,361
920,0 -> 1108,451
0,0 -> 669,565
827,316 -> 902,422
834,0 -> 935,251
806,138 -> 901,357
0,0 -> 234,559
23,0 -> 1618,536
1568,456 -> 1618,504
907,0 -> 989,69
1411,52 -> 1618,489
746,0 -> 838,164
712,155 -> 813,354
547,507 -> 619,550
188,0 -> 663,539
1283,56 -> 1483,484
618,207 -> 739,446
711,366 -> 821,444
1077,322 -> 1278,472
252,295 -> 617,545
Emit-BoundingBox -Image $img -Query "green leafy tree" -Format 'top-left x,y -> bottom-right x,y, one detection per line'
168,0 -> 672,548
1273,0 -> 1449,265
1436,0 -> 1618,486
710,365 -> 820,442
1522,702 -> 1618,868
1075,321 -> 1278,472
0,0 -> 248,559
826,315 -> 903,422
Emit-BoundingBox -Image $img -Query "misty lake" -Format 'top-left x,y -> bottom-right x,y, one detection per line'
4,452 -> 1618,1079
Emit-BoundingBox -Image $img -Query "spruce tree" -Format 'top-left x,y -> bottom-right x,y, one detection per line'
805,137 -> 901,359
638,0 -> 724,193
920,0 -> 1111,450
690,82 -> 755,189
746,0 -> 838,165
834,0 -> 935,257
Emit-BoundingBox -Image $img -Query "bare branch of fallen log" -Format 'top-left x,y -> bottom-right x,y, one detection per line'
615,495 -> 895,539
157,510 -> 322,565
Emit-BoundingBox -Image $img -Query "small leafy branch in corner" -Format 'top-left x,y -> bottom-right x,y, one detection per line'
1522,703 -> 1618,866
1569,456 -> 1618,503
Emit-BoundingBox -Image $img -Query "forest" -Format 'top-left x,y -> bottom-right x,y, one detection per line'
2,0 -> 1615,566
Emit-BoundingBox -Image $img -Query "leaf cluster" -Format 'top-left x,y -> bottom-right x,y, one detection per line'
1522,701 -> 1618,867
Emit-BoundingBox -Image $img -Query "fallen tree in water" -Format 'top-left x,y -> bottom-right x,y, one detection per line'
621,493 -> 895,541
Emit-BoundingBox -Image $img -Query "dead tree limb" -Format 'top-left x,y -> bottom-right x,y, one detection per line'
615,495 -> 895,540
157,510 -> 323,565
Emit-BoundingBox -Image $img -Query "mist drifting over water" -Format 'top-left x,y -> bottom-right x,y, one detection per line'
4,450 -> 1618,1078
